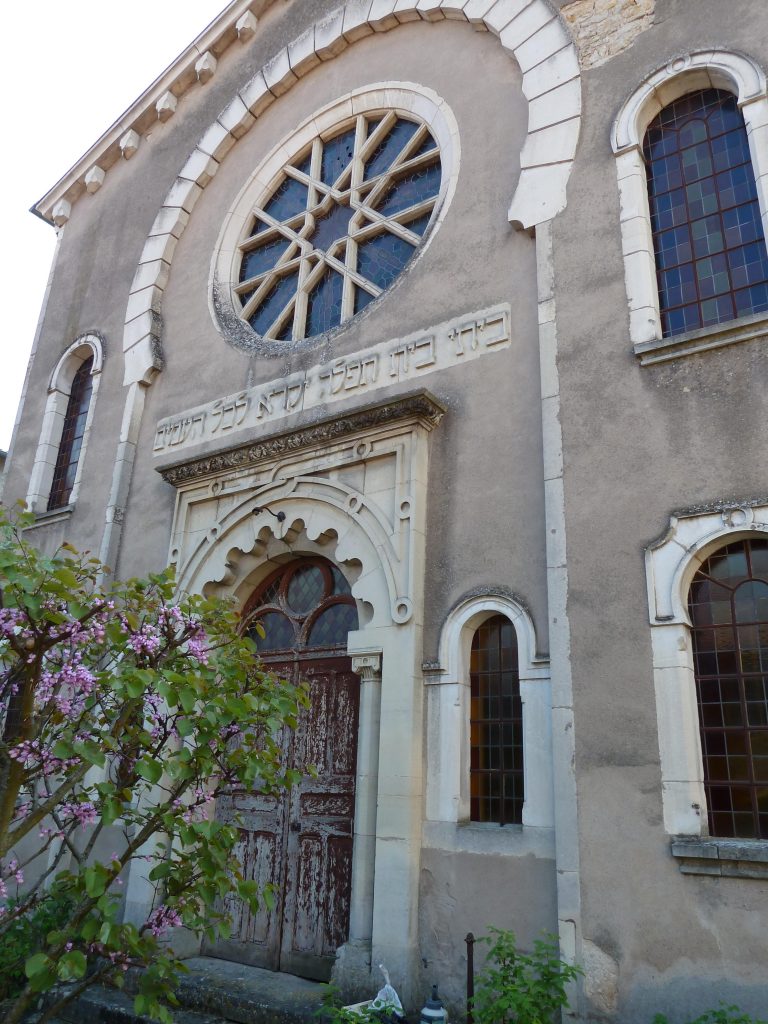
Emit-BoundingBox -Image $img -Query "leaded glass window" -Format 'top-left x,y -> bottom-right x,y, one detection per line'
47,357 -> 94,511
644,89 -> 768,337
470,615 -> 523,826
688,538 -> 768,839
244,559 -> 358,656
233,111 -> 442,341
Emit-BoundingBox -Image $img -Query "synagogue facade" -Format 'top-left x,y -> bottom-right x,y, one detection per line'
4,0 -> 768,1019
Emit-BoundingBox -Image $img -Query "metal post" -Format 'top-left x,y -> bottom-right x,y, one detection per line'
465,932 -> 475,1024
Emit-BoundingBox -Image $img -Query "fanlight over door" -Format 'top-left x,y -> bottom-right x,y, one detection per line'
206,558 -> 360,980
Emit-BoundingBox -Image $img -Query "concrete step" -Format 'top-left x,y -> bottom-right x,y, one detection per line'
46,958 -> 329,1024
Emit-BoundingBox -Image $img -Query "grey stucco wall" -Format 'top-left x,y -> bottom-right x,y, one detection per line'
553,0 -> 768,1018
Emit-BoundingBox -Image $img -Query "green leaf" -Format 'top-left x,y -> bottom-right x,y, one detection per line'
25,953 -> 52,979
84,864 -> 110,898
57,950 -> 87,981
178,687 -> 197,713
136,757 -> 162,784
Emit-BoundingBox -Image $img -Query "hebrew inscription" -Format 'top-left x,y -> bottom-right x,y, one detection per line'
154,304 -> 510,456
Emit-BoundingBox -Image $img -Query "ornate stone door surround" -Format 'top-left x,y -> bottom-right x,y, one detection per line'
156,390 -> 445,999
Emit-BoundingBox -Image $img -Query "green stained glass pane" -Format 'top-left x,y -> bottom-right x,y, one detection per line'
307,603 -> 358,647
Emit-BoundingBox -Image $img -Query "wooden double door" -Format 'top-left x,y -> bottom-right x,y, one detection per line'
205,559 -> 361,980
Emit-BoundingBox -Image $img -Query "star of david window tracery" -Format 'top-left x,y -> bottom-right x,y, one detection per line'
233,111 -> 442,341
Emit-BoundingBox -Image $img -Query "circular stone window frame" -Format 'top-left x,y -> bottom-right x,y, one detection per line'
211,82 -> 460,356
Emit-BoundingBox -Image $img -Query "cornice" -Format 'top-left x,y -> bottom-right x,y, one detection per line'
158,389 -> 446,486
33,0 -> 277,226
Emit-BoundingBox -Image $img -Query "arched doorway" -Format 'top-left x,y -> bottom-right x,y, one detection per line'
205,558 -> 360,980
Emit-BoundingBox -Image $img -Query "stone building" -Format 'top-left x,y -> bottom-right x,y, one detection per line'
3,0 -> 767,1019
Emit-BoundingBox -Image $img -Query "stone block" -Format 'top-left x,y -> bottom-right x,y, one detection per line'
149,206 -> 189,240
510,18 -> 565,74
343,0 -> 376,40
368,0 -> 399,29
262,48 -> 297,96
288,26 -> 321,77
197,119 -> 236,161
164,177 -> 203,214
315,9 -> 349,59
119,128 -> 140,159
156,90 -> 178,122
240,71 -> 276,117
179,150 -> 219,186
84,165 -> 106,194
195,50 -> 217,83
236,10 -> 258,41
218,95 -> 256,139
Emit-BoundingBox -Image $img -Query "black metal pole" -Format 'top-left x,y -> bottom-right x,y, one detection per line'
465,932 -> 475,1024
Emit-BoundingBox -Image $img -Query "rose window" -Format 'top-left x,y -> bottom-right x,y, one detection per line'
233,111 -> 442,341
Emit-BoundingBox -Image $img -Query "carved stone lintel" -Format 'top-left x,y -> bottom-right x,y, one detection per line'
351,653 -> 382,682
159,390 -> 446,487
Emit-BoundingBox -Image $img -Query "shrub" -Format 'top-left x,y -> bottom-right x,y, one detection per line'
653,1007 -> 768,1024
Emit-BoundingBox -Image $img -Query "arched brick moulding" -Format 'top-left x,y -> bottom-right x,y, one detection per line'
122,0 -> 581,386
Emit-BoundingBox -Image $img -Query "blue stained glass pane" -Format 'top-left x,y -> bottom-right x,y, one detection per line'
716,165 -> 758,210
701,294 -> 735,325
366,117 -> 382,137
294,153 -> 312,176
645,128 -> 678,161
239,236 -> 291,282
723,202 -> 762,249
649,153 -> 683,196
248,271 -> 299,335
354,286 -> 375,314
239,287 -> 257,309
364,118 -> 420,180
306,267 -> 344,336
376,162 -> 442,216
686,179 -> 718,220
662,303 -> 701,336
652,188 -> 687,231
657,224 -> 693,268
330,565 -> 352,596
321,128 -> 356,185
307,603 -> 358,647
696,253 -> 730,298
263,176 -> 308,221
681,142 -> 714,184
357,231 -> 415,289
707,98 -> 744,137
405,212 -> 432,237
729,242 -> 768,288
251,611 -> 295,651
276,316 -> 294,341
249,218 -> 266,236
691,215 -> 724,259
679,118 -> 708,148
712,129 -> 751,173
309,202 -> 352,251
659,262 -> 697,308
735,282 -> 768,317
411,134 -> 438,160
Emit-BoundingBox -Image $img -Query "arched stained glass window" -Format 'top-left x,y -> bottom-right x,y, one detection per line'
47,356 -> 94,511
244,558 -> 358,656
233,110 -> 442,341
470,615 -> 523,826
644,89 -> 768,338
688,538 -> 768,839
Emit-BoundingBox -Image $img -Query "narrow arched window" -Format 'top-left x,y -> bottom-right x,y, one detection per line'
644,89 -> 768,337
689,538 -> 768,839
470,615 -> 523,825
47,356 -> 94,511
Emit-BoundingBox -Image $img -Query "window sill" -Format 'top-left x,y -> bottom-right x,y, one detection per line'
422,819 -> 555,859
670,837 -> 768,878
634,311 -> 768,366
24,505 -> 74,529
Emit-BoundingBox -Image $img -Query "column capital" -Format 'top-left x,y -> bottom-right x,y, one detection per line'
351,651 -> 382,681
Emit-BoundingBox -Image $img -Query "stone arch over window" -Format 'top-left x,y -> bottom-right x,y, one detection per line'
121,0 -> 581,385
425,594 -> 553,836
611,50 -> 768,363
27,333 -> 103,513
645,501 -> 768,840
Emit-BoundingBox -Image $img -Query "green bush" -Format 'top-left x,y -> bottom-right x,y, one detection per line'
653,1007 -> 767,1024
471,928 -> 583,1024
0,889 -> 75,1002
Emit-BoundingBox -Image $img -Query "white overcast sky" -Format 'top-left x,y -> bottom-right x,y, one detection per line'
0,0 -> 227,453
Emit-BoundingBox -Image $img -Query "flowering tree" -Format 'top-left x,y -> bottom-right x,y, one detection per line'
0,507 -> 308,1023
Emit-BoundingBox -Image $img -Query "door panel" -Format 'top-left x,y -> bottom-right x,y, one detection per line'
206,655 -> 359,980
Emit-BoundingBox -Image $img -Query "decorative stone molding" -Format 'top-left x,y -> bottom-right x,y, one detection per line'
156,91 -> 178,122
236,11 -> 258,41
84,166 -> 105,194
611,50 -> 768,356
119,130 -> 140,160
645,500 -> 768,836
425,593 -> 553,833
158,390 -> 445,486
26,333 -> 104,514
52,200 -> 71,227
671,837 -> 768,879
161,391 -> 443,627
195,51 -> 218,83
120,0 -> 581,385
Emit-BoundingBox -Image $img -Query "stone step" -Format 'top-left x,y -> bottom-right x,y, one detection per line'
47,958 -> 329,1024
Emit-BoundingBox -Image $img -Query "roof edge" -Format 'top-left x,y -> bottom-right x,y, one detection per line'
32,0 -> 274,226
